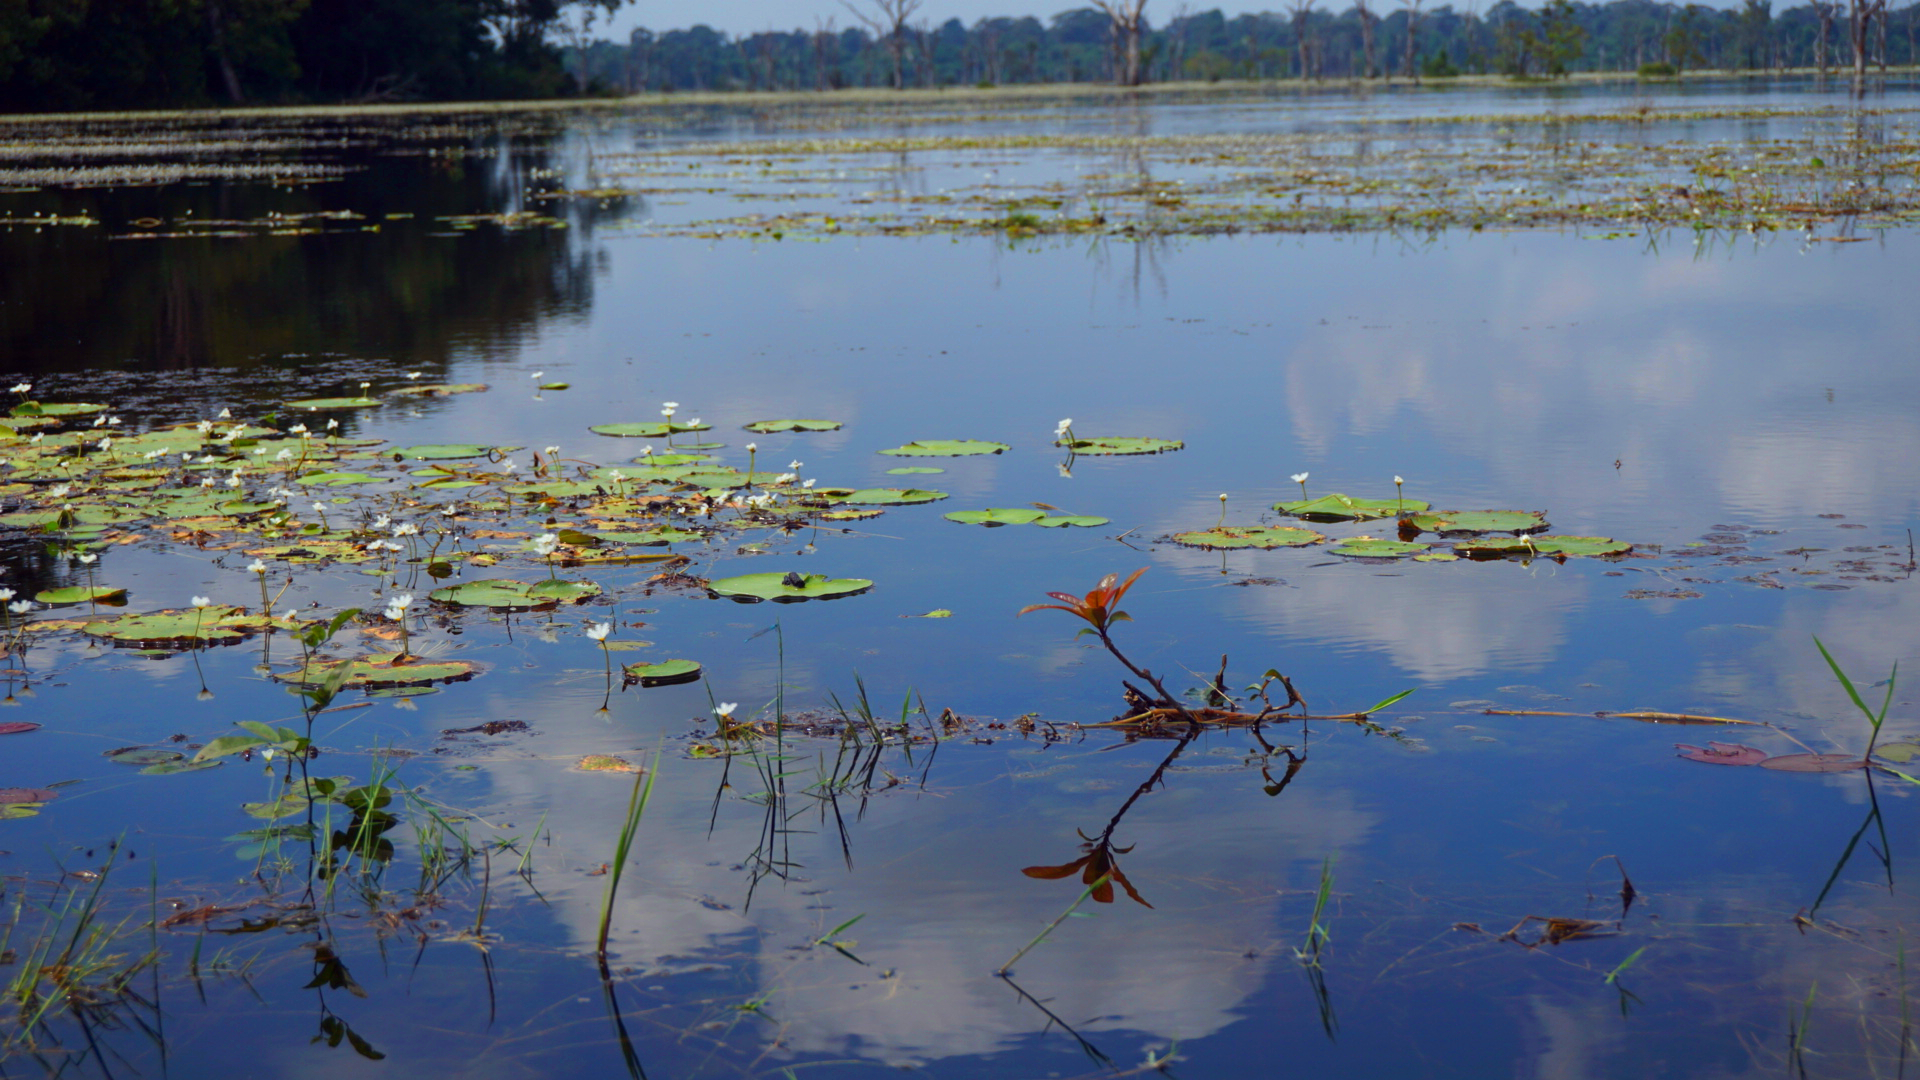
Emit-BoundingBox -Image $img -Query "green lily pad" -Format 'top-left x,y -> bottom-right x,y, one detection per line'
944,508 -> 1108,528
1873,742 -> 1920,763
1454,537 -> 1530,558
12,401 -> 108,418
105,747 -> 184,765
297,471 -> 379,487
1533,535 -> 1633,557
390,444 -> 514,460
141,760 -> 224,775
818,509 -> 883,521
945,508 -> 1045,526
1170,525 -> 1324,549
428,578 -> 601,609
709,572 -> 873,603
538,383 -> 569,391
1276,494 -> 1430,522
598,527 -> 703,546
622,659 -> 703,686
246,541 -> 375,564
588,421 -> 713,438
628,454 -> 711,467
744,420 -> 842,433
281,654 -> 479,689
1413,552 -> 1461,562
285,397 -> 381,410
1329,538 -> 1430,558
34,585 -> 127,605
878,440 -> 1009,457
1059,437 -> 1183,456
577,754 -> 639,772
885,466 -> 944,475
243,793 -> 312,820
1405,510 -> 1548,535
817,488 -> 948,505
83,607 -> 302,646
387,383 -> 489,398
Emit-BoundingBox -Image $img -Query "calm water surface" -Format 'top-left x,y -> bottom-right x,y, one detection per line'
0,81 -> 1916,1079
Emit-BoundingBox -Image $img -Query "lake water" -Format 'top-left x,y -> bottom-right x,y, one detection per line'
1,79 -> 1917,1079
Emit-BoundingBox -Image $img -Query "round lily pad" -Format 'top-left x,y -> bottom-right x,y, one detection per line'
945,508 -> 1044,526
885,466 -> 944,475
0,788 -> 56,804
1033,514 -> 1109,528
598,527 -> 702,546
1277,494 -> 1431,522
744,420 -> 842,433
577,754 -> 639,772
1405,510 -> 1548,535
105,747 -> 183,765
282,654 -> 479,689
429,578 -> 600,609
141,760 -> 224,775
1533,535 -> 1632,557
0,722 -> 40,735
285,397 -> 381,410
623,659 -> 703,686
12,402 -> 107,418
1170,525 -> 1324,550
817,488 -> 947,506
818,509 -> 883,521
1454,536 -> 1532,558
589,421 -> 712,438
1759,754 -> 1867,773
34,585 -> 127,605
1059,437 -> 1183,456
390,444 -> 514,460
628,454 -> 710,467
83,607 -> 299,647
709,572 -> 873,603
387,383 -> 489,398
879,440 -> 1009,457
1330,538 -> 1429,558
297,471 -> 378,487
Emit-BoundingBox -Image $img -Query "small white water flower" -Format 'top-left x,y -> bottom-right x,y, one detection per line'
29,433 -> 42,444
374,514 -> 392,529
1290,472 -> 1309,484
542,445 -> 561,457
608,470 -> 624,481
406,372 -> 422,380
326,419 -> 339,431
288,424 -> 308,435
49,484 -> 69,498
686,417 -> 701,427
532,533 -> 560,556
260,748 -> 275,762
247,559 -> 267,574
0,589 -> 12,601
384,593 -> 413,621
802,478 -> 816,489
274,448 -> 293,462
358,381 -> 371,395
199,477 -> 216,488
218,408 -> 231,419
9,383 -> 30,394
393,523 -> 419,537
661,401 -> 679,410
312,501 -> 326,515
639,445 -> 654,457
8,600 -> 30,614
498,458 -> 517,473
1055,418 -> 1072,438
1394,475 -> 1405,485
97,437 -> 112,451
531,371 -> 545,380
714,702 -> 738,719
77,553 -> 96,565
586,621 -> 612,641
196,420 -> 214,434
191,596 -> 211,608
225,473 -> 242,488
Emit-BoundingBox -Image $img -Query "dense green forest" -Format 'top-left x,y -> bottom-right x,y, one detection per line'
0,0 -> 1914,111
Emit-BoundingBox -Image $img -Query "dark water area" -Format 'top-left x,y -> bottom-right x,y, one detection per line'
0,81 -> 1916,1079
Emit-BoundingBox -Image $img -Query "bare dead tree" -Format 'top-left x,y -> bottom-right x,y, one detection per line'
914,21 -> 937,86
841,0 -> 923,89
813,18 -> 838,90
1355,0 -> 1377,78
1091,0 -> 1151,85
1401,0 -> 1423,83
1814,0 -> 1837,73
1289,0 -> 1317,79
1849,0 -> 1886,87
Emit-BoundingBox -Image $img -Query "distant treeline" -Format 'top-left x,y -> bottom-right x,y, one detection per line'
0,0 -> 1915,112
0,0 -> 623,111
595,1 -> 1919,91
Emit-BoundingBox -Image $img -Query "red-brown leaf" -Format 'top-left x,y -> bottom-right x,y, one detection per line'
1675,742 -> 1768,766
1022,858 -> 1091,880
1759,754 -> 1868,773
